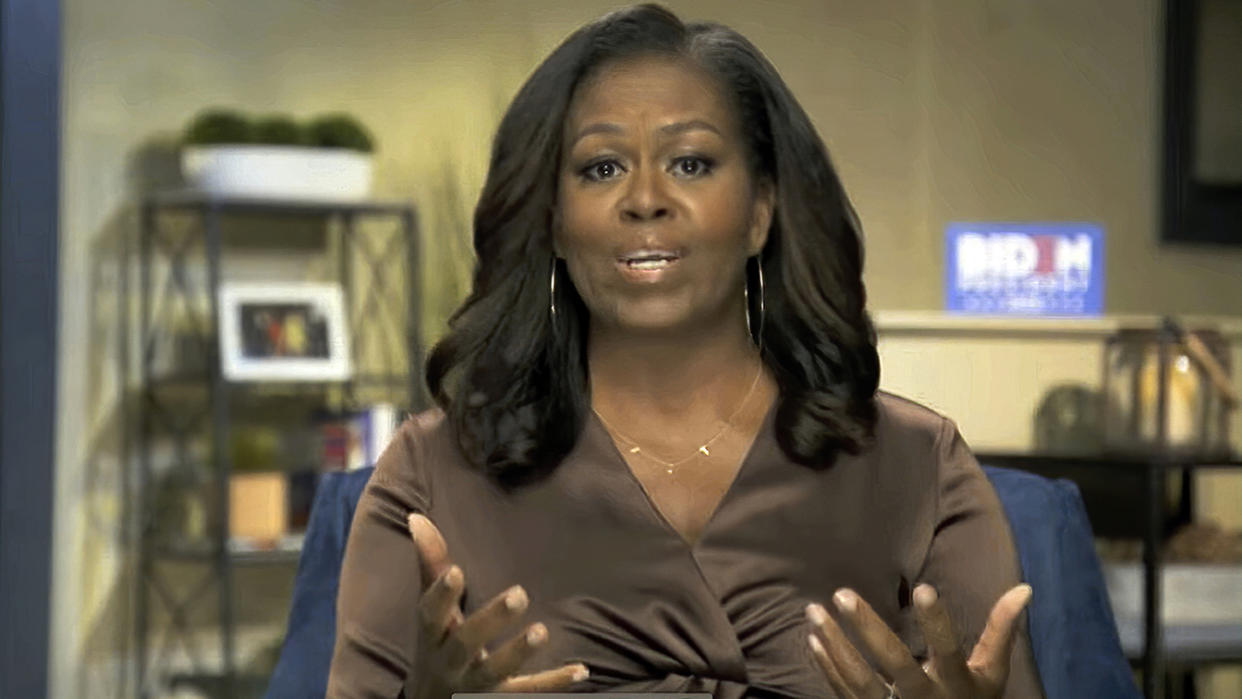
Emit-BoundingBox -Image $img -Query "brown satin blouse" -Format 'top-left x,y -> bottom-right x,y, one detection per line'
327,391 -> 1045,698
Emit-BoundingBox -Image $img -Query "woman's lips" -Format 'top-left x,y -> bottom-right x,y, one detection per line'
615,254 -> 682,282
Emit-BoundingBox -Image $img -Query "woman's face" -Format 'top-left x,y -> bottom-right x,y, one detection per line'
555,55 -> 773,337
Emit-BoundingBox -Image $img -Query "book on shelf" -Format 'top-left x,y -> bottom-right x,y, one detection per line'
217,403 -> 399,550
316,403 -> 399,472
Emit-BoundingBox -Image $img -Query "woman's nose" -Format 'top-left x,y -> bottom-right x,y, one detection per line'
619,167 -> 671,222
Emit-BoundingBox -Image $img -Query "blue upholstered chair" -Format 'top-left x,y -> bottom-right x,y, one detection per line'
983,466 -> 1139,698
266,467 -> 374,699
265,465 -> 1140,698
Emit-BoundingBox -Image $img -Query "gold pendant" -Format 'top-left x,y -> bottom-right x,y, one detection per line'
699,445 -> 710,456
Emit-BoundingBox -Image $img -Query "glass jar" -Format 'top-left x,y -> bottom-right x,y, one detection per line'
1102,325 -> 1232,458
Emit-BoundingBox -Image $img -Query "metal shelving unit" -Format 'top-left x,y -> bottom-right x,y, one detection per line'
133,191 -> 425,698
977,318 -> 1241,699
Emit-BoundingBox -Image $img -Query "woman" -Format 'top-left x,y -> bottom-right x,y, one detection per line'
328,5 -> 1043,698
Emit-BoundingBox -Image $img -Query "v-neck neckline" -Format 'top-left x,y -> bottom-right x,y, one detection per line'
588,398 -> 779,550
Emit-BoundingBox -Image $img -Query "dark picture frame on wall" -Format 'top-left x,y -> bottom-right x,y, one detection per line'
1162,0 -> 1242,245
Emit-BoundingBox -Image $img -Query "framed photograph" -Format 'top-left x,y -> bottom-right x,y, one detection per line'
219,282 -> 352,382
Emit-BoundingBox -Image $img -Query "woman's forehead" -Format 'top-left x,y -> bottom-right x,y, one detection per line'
564,55 -> 737,138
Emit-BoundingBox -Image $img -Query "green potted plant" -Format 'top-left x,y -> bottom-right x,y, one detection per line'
181,109 -> 377,201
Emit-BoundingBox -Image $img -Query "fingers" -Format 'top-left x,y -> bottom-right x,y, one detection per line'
472,622 -> 549,684
806,602 -> 889,698
831,589 -> 936,696
418,564 -> 465,644
447,585 -> 529,669
408,513 -> 451,589
967,584 -> 1033,690
806,632 -> 855,698
419,572 -> 560,691
911,584 -> 970,692
406,512 -> 588,693
494,663 -> 590,693
810,582 -> 1034,699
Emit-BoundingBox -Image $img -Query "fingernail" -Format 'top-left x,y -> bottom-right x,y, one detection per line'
445,565 -> 462,588
805,603 -> 828,626
808,634 -> 825,655
833,589 -> 857,613
572,664 -> 590,682
913,584 -> 937,610
1017,584 -> 1033,606
505,586 -> 528,612
526,623 -> 547,646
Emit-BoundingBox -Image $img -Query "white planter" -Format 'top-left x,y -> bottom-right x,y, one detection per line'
181,145 -> 373,201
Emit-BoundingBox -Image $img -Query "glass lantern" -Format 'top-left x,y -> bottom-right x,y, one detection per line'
1102,323 -> 1233,459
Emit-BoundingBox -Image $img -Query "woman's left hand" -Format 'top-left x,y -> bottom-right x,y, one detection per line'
806,583 -> 1032,698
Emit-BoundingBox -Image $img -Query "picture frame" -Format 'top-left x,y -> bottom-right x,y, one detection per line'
218,282 -> 352,382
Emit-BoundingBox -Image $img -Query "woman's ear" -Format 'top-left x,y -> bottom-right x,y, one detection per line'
747,179 -> 776,256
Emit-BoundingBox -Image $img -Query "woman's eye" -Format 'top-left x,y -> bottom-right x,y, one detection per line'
671,156 -> 714,177
580,159 -> 624,182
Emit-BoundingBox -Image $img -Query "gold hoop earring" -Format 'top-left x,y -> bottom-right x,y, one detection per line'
744,279 -> 752,340
756,256 -> 765,342
549,258 -> 559,328
745,255 -> 765,348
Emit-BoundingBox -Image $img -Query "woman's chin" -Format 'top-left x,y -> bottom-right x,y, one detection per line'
604,307 -> 709,337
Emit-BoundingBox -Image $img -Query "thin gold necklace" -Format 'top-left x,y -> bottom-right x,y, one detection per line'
593,363 -> 764,475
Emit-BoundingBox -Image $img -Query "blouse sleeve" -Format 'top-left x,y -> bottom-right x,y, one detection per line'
326,416 -> 434,699
918,418 -> 1046,699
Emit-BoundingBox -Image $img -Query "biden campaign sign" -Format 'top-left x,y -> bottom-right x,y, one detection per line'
945,223 -> 1104,316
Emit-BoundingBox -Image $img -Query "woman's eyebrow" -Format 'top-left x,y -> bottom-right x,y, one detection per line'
658,119 -> 721,137
570,122 -> 623,146
570,119 -> 722,147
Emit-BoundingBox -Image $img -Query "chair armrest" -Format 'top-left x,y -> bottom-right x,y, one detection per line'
984,465 -> 1139,699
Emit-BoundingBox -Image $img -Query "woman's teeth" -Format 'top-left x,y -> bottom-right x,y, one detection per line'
627,258 -> 673,270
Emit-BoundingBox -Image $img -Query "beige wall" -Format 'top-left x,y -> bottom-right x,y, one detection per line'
56,0 -> 1242,696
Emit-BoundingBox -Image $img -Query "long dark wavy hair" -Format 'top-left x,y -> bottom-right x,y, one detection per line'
425,3 -> 880,486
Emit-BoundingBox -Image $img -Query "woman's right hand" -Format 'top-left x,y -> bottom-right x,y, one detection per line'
406,513 -> 589,698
